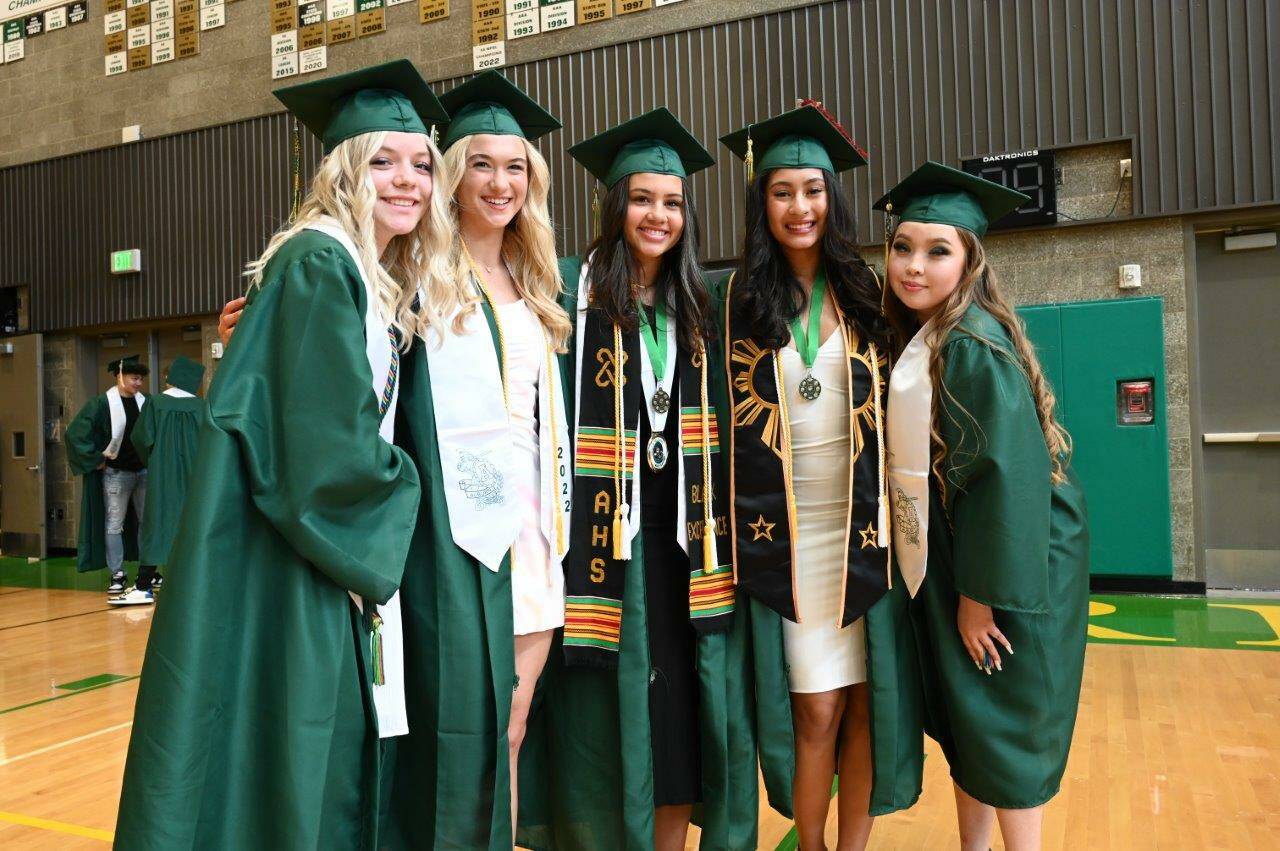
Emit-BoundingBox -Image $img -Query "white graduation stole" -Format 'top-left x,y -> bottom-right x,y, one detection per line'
305,218 -> 408,739
423,280 -> 521,572
163,387 -> 195,399
103,385 -> 145,460
535,322 -> 573,566
886,320 -> 936,598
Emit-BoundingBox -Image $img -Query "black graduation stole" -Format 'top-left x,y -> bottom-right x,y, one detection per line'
724,274 -> 892,627
563,297 -> 734,669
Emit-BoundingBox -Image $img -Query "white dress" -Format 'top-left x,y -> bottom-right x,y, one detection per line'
498,299 -> 566,635
778,331 -> 868,693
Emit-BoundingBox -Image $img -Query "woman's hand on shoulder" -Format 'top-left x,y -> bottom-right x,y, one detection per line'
218,296 -> 247,347
956,594 -> 1012,674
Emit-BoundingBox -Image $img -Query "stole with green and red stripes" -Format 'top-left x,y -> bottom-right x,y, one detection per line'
563,305 -> 734,669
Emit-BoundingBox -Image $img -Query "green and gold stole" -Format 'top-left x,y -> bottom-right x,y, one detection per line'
563,258 -> 734,669
724,273 -> 892,627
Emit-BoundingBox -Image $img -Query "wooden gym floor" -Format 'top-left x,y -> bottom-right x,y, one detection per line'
1,558 -> 1278,849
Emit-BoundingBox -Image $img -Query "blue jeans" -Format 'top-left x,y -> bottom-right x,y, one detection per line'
104,467 -> 146,573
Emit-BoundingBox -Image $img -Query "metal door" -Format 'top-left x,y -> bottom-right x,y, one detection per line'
1194,231 -> 1280,590
0,333 -> 46,558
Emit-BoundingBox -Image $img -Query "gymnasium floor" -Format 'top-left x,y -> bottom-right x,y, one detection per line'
1,557 -> 1277,850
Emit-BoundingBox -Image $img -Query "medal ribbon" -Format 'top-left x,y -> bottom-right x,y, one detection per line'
788,268 -> 828,372
637,298 -> 669,391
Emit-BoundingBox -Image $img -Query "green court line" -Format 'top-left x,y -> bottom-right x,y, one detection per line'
56,673 -> 132,691
1088,594 -> 1280,651
0,676 -> 139,717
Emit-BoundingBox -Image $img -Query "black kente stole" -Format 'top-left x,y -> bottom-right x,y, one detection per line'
724,273 -> 892,627
563,265 -> 734,669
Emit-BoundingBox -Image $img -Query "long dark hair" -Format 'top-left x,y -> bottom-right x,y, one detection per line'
583,173 -> 715,352
733,168 -> 886,349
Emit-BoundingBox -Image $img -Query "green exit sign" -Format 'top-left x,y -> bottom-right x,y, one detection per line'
110,249 -> 141,275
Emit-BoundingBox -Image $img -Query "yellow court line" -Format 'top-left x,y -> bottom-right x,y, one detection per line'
0,721 -> 133,768
0,810 -> 113,842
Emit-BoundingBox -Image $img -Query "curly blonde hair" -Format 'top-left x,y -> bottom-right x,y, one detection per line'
885,227 -> 1071,488
440,136 -> 571,351
245,130 -> 454,349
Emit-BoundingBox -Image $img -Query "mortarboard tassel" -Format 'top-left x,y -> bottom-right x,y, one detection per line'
881,202 -> 894,315
366,606 -> 386,686
592,187 -> 601,240
745,134 -> 754,185
289,119 -> 303,224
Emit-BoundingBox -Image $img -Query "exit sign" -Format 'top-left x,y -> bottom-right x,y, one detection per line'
110,249 -> 141,275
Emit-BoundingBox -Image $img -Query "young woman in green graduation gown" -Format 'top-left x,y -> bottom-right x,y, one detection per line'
716,103 -> 925,850
382,72 -> 575,850
516,109 -> 757,851
115,60 -> 452,849
875,162 -> 1090,851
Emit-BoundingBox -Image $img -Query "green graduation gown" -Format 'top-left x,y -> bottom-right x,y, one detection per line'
712,275 -> 926,821
910,305 -> 1090,810
383,297 -> 533,851
115,231 -> 421,850
515,259 -> 759,851
130,392 -> 210,566
65,394 -> 140,572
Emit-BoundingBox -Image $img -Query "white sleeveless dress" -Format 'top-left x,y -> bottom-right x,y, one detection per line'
778,332 -> 868,693
497,299 -> 566,635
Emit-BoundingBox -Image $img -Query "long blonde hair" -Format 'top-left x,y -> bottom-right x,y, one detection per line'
245,130 -> 453,349
886,227 -> 1071,489
440,136 -> 571,351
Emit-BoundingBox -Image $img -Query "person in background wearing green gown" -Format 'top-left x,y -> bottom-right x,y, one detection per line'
517,108 -> 757,850
383,71 -> 574,850
107,355 -> 209,606
114,60 -> 450,849
875,161 -> 1089,851
65,354 -> 152,596
719,103 -> 925,851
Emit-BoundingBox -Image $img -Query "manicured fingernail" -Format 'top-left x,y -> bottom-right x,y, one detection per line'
975,660 -> 983,670
995,662 -> 1002,671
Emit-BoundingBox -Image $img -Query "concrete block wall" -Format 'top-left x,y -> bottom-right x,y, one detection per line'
42,333 -> 81,549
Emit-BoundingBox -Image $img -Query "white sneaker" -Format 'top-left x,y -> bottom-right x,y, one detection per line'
108,571 -> 128,594
108,588 -> 154,606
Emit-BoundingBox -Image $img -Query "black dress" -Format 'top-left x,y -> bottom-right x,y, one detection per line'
639,378 -> 703,807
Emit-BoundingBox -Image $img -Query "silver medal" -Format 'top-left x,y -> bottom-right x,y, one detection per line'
798,372 -> 823,401
646,433 -> 669,472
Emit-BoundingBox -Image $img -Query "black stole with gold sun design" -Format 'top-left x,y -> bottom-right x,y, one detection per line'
724,273 -> 892,627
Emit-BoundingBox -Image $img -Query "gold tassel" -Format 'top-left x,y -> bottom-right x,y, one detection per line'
745,133 -> 755,185
288,119 -> 303,224
880,202 -> 893,316
431,124 -> 438,148
699,347 -> 716,573
592,187 -> 601,240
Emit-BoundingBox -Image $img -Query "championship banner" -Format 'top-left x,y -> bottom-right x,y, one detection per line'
1,0 -> 87,69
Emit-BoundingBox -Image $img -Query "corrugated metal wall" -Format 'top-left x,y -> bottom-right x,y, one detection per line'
2,0 -> 1277,332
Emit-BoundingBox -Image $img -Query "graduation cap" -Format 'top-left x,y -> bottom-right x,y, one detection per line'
720,100 -> 868,181
273,59 -> 448,154
108,355 -> 148,376
438,70 -> 561,151
873,160 -> 1030,238
568,108 -> 714,189
165,356 -> 205,395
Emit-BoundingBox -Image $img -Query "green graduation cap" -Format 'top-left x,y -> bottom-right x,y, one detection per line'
438,70 -> 561,151
165,355 -> 205,395
567,108 -> 714,188
720,100 -> 869,178
873,160 -> 1030,238
108,355 -> 148,376
273,59 -> 448,154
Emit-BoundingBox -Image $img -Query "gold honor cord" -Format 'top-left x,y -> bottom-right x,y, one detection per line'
612,324 -> 628,560
698,347 -> 715,573
869,340 -> 891,589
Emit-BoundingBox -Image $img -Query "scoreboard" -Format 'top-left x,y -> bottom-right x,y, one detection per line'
960,149 -> 1058,231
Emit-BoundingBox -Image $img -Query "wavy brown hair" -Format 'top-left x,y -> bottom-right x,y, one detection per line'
885,227 -> 1071,489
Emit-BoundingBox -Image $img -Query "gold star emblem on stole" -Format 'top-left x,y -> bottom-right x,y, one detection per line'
748,514 -> 776,541
859,522 -> 878,549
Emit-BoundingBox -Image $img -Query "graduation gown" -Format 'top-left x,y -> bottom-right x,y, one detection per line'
65,394 -> 140,572
712,275 -> 926,820
910,305 -> 1090,809
515,260 -> 759,851
115,231 -> 421,850
130,392 -> 210,566
383,298 -> 532,850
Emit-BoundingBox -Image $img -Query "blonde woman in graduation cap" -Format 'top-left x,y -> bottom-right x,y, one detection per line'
876,162 -> 1089,851
383,71 -> 574,850
718,103 -> 925,851
119,60 -> 450,849
517,109 -> 757,851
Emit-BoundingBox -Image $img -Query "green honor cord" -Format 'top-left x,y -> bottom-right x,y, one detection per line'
789,268 -> 828,370
637,298 -> 669,382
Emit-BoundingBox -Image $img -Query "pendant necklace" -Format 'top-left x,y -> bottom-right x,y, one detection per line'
789,268 -> 828,401
637,297 -> 671,471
